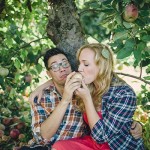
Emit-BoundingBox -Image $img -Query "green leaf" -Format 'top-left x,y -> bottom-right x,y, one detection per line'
141,35 -> 150,42
143,76 -> 150,80
30,69 -> 37,75
15,73 -> 20,81
102,49 -> 110,59
14,58 -> 21,69
5,38 -> 14,48
125,39 -> 134,47
146,67 -> 150,74
113,30 -> 128,41
21,50 -> 28,61
133,42 -> 146,64
123,21 -> 132,29
115,14 -> 122,25
117,47 -> 133,59
36,64 -> 43,74
9,88 -> 16,99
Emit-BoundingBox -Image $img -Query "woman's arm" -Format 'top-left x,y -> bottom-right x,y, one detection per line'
29,79 -> 53,105
90,86 -> 137,143
75,81 -> 143,140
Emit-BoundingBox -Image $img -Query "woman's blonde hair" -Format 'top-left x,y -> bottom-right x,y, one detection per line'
76,43 -> 121,112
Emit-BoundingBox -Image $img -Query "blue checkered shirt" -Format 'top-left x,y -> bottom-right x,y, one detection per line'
91,83 -> 144,150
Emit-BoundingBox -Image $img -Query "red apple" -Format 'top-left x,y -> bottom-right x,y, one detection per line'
10,129 -> 20,139
16,122 -> 25,130
24,74 -> 32,83
123,3 -> 138,22
2,118 -> 12,126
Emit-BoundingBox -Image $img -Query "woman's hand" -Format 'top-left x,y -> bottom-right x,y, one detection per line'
130,121 -> 143,139
28,80 -> 52,105
75,80 -> 91,103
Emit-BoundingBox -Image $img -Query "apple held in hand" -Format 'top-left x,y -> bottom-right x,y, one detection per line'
72,72 -> 83,88
123,3 -> 138,23
72,72 -> 83,80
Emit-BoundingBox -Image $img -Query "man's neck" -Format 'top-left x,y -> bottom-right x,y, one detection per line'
54,83 -> 64,96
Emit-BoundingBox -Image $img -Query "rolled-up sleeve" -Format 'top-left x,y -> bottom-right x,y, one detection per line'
91,86 -> 136,143
31,103 -> 50,144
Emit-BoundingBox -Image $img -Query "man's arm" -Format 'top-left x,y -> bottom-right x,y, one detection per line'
33,72 -> 82,141
40,99 -> 70,140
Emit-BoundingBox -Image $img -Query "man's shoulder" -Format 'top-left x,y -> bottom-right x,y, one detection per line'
44,84 -> 56,94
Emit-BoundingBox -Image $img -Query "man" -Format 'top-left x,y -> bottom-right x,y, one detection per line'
21,48 -> 142,150
22,48 -> 89,150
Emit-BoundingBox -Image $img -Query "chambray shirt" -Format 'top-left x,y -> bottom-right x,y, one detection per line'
30,84 -> 88,147
91,83 -> 144,150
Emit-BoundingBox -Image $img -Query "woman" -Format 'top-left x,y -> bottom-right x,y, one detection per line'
51,43 -> 144,150
29,43 -> 143,150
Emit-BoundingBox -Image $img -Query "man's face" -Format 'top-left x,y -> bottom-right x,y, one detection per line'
47,54 -> 72,86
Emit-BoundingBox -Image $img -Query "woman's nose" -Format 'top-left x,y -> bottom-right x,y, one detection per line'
78,65 -> 83,72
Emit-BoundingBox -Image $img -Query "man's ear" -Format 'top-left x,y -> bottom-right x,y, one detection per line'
46,70 -> 52,78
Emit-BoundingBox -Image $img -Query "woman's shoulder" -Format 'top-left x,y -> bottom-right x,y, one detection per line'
109,84 -> 136,98
110,75 -> 136,95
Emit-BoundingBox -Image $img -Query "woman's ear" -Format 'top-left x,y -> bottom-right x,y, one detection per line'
46,70 -> 52,78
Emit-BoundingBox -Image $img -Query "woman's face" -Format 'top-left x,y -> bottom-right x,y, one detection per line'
78,48 -> 99,84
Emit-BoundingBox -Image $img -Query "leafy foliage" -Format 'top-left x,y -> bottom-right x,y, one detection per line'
0,0 -> 150,149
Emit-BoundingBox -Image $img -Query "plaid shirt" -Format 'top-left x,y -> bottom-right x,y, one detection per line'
30,84 -> 88,147
91,83 -> 144,150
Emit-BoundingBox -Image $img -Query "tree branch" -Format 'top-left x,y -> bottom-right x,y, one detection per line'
115,72 -> 150,85
19,37 -> 48,50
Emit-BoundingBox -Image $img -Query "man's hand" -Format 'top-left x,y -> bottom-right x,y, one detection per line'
28,80 -> 52,105
29,89 -> 44,105
62,72 -> 82,103
130,121 -> 143,139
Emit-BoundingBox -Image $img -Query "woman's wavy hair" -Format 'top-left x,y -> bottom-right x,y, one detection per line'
76,43 -> 117,112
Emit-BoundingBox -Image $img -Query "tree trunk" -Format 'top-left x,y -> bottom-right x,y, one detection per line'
47,0 -> 86,71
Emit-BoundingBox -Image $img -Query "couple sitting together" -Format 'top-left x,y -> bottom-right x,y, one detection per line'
21,43 -> 144,150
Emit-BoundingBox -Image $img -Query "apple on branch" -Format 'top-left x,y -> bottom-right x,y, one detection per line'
123,3 -> 138,23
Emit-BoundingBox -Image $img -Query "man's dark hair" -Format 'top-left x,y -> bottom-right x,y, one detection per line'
43,48 -> 70,70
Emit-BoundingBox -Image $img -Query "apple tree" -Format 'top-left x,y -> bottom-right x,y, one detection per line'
0,0 -> 150,149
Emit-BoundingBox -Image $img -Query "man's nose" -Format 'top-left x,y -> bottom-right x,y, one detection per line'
59,65 -> 65,71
